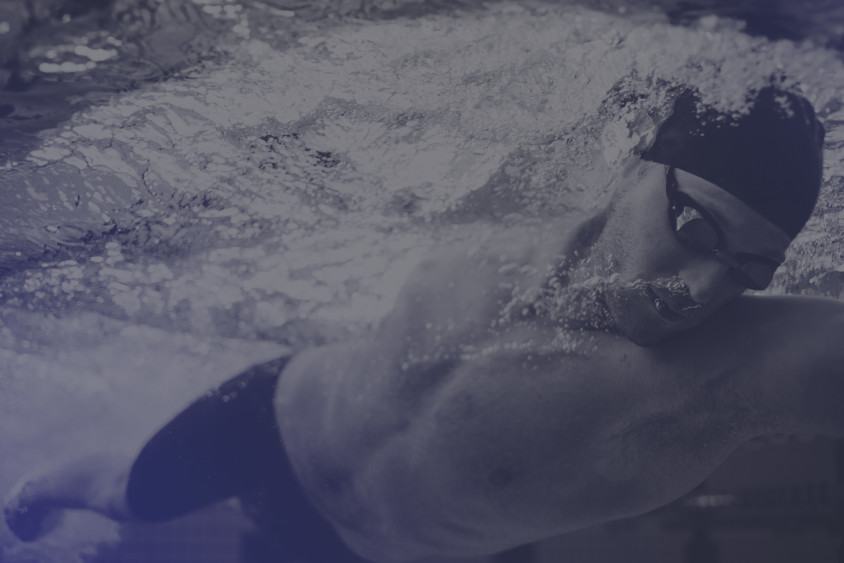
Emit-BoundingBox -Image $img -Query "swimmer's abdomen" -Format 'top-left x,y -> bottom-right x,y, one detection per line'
272,338 -> 590,559
273,341 -> 474,561
275,331 -> 771,562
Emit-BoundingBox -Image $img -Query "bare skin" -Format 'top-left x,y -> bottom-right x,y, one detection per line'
6,161 -> 844,561
275,162 -> 844,561
4,453 -> 134,541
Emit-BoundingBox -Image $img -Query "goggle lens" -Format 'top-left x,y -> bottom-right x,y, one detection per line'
667,168 -> 778,291
675,212 -> 720,254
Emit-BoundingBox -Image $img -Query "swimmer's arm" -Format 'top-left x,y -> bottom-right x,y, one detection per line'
706,294 -> 844,436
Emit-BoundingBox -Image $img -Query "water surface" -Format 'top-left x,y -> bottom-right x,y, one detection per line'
1,1 -> 843,561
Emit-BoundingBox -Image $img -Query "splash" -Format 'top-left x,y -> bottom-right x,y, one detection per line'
1,2 -> 843,560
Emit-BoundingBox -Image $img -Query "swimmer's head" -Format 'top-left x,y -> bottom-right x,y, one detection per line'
642,86 -> 825,239
596,88 -> 824,346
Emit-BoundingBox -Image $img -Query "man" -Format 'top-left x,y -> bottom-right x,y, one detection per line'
4,86 -> 837,562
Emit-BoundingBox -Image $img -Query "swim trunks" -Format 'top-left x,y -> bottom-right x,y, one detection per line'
126,356 -> 366,563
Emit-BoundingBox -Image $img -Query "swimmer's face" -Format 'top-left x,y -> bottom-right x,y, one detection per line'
602,162 -> 789,346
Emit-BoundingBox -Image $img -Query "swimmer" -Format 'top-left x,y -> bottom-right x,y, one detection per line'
4,86 -> 839,562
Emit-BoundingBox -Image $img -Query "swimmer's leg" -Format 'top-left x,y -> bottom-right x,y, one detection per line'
4,357 -> 290,540
4,452 -> 135,541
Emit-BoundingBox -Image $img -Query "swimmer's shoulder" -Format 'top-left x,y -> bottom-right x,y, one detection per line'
383,224 -> 570,333
401,223 -> 570,297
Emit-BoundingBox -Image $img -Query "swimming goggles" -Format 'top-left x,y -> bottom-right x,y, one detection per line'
665,166 -> 780,290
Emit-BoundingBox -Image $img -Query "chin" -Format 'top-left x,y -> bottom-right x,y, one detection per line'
603,286 -> 697,347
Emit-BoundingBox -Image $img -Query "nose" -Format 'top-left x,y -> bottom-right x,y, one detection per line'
680,258 -> 734,304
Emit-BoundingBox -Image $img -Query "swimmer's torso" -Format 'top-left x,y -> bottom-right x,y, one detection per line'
274,224 -> 844,562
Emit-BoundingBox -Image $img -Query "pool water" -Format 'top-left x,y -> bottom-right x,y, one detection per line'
0,1 -> 843,561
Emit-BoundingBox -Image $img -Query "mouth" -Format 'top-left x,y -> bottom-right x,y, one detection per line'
645,286 -> 687,323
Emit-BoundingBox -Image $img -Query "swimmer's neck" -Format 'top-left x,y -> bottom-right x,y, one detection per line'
554,205 -> 615,286
524,207 -> 618,333
559,156 -> 642,286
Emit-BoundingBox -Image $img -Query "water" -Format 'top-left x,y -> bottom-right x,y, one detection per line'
0,1 -> 843,561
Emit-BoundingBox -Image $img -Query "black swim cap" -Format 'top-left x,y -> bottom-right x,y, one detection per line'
642,87 -> 825,238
